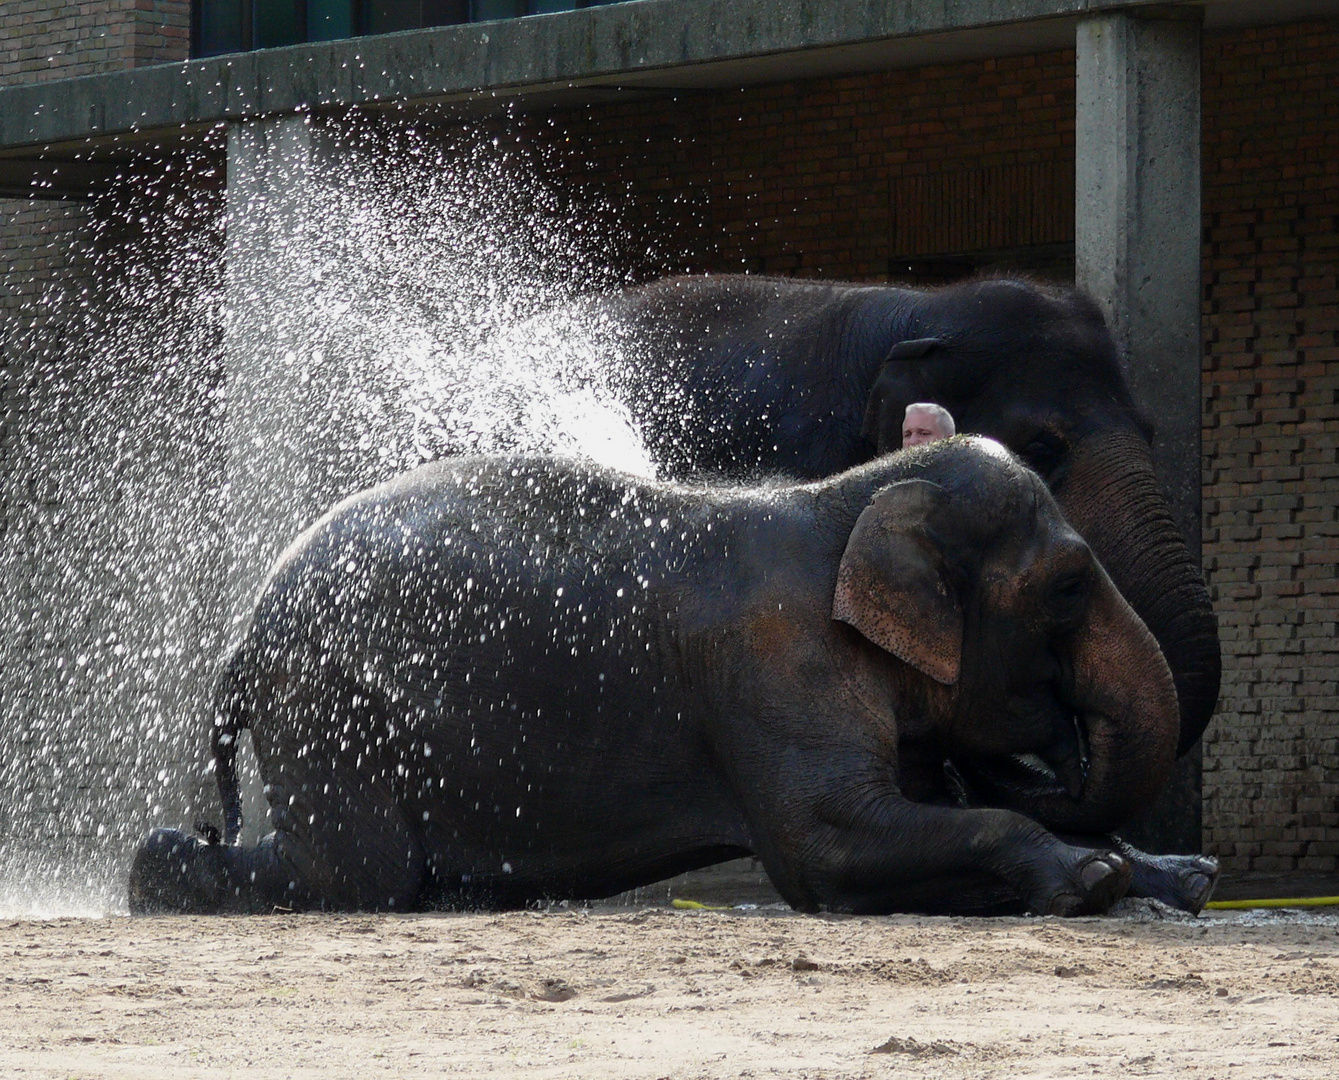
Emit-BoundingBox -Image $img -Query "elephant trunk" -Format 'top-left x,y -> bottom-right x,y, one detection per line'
1063,571 -> 1180,830
1054,430 -> 1221,756
975,571 -> 1181,834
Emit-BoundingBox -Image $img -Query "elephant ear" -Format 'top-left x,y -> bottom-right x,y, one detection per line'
860,337 -> 946,451
832,479 -> 962,685
883,337 -> 944,364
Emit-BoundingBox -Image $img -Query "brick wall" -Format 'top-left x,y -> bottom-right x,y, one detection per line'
0,0 -> 189,86
1,0 -> 192,407
1,171 -> 227,913
1200,20 -> 1339,875
0,2 -> 200,911
522,50 -> 1077,284
0,0 -> 191,357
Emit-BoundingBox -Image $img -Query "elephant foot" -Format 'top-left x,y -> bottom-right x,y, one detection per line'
127,828 -> 233,914
1042,850 -> 1132,917
1114,839 -> 1220,915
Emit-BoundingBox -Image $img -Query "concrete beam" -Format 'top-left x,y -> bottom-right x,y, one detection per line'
1075,8 -> 1204,854
0,0 -> 1271,158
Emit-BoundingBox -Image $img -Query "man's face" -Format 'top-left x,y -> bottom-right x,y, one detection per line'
902,409 -> 946,448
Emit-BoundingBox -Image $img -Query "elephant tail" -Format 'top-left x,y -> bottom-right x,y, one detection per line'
208,648 -> 251,846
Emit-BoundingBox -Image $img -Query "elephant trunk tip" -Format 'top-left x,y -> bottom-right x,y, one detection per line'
1037,716 -> 1087,802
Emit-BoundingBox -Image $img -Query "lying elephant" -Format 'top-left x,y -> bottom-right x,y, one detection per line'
129,437 -> 1180,916
523,275 -> 1218,763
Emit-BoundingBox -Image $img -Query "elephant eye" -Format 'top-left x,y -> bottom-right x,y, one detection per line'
1020,432 -> 1066,475
1048,571 -> 1090,626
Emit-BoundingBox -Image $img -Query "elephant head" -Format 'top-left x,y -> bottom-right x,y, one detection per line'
833,438 -> 1180,833
860,280 -> 1219,757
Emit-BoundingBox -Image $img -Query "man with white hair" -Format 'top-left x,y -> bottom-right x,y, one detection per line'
901,402 -> 956,448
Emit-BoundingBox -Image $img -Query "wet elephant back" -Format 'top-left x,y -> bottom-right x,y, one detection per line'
591,276 -> 920,480
241,457 -> 753,903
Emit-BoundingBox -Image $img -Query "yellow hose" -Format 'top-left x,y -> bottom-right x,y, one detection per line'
675,896 -> 1339,912
1205,895 -> 1339,910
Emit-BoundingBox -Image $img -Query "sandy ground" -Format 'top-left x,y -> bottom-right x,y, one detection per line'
2,900 -> 1338,1080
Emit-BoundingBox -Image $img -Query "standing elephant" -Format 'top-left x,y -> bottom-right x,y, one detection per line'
550,274 -> 1218,765
129,437 -> 1180,916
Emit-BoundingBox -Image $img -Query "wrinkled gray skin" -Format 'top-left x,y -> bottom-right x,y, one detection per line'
572,274 -> 1217,760
538,274 -> 1220,908
128,438 -> 1179,917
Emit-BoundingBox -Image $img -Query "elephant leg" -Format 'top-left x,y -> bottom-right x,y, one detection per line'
243,701 -> 426,912
760,796 -> 1132,917
824,870 -> 1030,916
127,827 -> 318,914
128,827 -> 249,914
128,752 -> 425,915
1054,833 -> 1218,914
828,848 -> 1132,918
1111,835 -> 1219,914
130,686 -> 426,914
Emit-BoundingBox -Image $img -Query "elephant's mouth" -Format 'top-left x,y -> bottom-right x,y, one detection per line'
949,712 -> 1092,808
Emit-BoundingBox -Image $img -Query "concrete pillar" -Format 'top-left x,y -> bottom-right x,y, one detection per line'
196,114 -> 357,838
1076,10 -> 1204,854
223,113 -> 354,636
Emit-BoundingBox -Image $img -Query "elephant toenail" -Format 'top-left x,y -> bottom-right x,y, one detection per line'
1047,893 -> 1080,916
1079,858 -> 1114,890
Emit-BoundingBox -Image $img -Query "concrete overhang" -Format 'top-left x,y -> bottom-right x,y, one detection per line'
1,0 -> 1336,198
